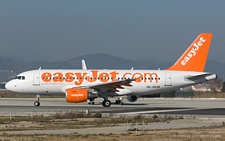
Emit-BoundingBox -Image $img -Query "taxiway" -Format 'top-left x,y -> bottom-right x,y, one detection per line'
0,98 -> 225,117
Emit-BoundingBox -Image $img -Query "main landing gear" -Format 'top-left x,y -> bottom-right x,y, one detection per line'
34,95 -> 40,106
101,97 -> 123,107
115,98 -> 123,105
88,99 -> 95,105
102,99 -> 111,107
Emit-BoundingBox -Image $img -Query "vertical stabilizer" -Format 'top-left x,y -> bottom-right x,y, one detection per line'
82,60 -> 87,70
167,33 -> 213,72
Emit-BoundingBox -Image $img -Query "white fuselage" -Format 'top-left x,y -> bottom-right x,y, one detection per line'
5,69 -> 216,97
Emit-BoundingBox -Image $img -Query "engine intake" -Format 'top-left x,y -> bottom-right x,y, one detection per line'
66,88 -> 98,103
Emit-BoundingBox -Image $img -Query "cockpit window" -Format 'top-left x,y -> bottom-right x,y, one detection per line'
14,76 -> 18,79
14,76 -> 25,80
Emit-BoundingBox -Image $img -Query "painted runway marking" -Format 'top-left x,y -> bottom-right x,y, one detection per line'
119,108 -> 198,114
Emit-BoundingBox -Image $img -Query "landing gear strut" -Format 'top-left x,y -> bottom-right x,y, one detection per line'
88,99 -> 95,105
34,95 -> 40,106
115,100 -> 123,105
115,98 -> 123,105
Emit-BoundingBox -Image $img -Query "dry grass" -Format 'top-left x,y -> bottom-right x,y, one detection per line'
0,112 -> 224,140
1,126 -> 225,141
0,112 -> 185,132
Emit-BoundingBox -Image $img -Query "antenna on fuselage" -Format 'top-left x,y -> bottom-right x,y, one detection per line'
39,67 -> 41,70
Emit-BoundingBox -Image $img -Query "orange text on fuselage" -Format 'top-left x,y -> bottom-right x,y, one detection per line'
41,70 -> 159,85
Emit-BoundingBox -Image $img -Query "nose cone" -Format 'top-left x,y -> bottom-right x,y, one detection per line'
5,81 -> 13,91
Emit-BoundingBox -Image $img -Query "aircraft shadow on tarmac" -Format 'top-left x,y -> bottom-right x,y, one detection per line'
92,102 -> 148,106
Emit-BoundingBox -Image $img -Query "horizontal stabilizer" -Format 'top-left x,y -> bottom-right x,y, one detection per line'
186,73 -> 215,80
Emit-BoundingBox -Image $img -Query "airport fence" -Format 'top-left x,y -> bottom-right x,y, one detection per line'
0,109 -> 96,119
0,89 -> 64,98
1,89 -> 225,99
143,91 -> 225,98
163,91 -> 225,98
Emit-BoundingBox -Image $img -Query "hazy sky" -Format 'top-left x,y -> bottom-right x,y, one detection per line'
0,0 -> 225,62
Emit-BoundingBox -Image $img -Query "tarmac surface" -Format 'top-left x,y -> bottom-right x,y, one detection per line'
0,97 -> 225,117
1,98 -> 225,135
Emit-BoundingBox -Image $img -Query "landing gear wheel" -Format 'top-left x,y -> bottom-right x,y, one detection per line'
102,100 -> 111,107
88,102 -> 95,105
88,99 -> 95,105
34,95 -> 40,106
115,100 -> 123,105
34,101 -> 40,106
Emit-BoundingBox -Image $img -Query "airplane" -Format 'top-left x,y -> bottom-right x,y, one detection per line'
5,33 -> 216,107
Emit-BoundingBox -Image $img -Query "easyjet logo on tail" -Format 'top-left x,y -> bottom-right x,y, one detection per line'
41,70 -> 159,85
181,37 -> 206,66
166,33 -> 212,72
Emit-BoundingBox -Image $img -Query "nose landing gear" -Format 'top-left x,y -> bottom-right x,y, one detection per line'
34,95 -> 40,106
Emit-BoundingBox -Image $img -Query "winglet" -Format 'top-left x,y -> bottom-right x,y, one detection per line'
167,33 -> 213,72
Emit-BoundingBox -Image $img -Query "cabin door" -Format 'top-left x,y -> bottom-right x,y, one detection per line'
33,72 -> 40,86
165,72 -> 172,86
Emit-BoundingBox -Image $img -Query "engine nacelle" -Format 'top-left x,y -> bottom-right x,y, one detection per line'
127,95 -> 138,102
66,88 -> 98,103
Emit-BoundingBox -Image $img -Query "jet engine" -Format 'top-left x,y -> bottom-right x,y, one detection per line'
66,88 -> 98,103
127,95 -> 138,102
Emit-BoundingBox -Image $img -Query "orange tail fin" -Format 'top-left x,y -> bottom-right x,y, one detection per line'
167,33 -> 213,72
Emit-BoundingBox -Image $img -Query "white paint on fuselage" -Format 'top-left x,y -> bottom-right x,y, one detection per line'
5,69 -> 216,97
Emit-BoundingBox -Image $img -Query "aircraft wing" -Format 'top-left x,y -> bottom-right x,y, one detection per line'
83,79 -> 134,92
89,79 -> 134,92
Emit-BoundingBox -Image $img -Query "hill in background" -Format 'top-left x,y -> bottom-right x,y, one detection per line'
0,53 -> 224,82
